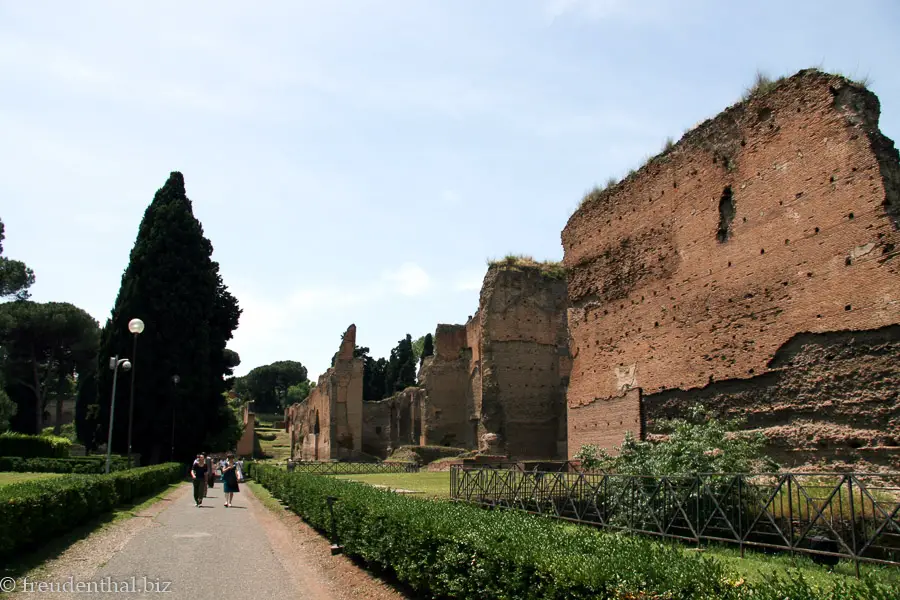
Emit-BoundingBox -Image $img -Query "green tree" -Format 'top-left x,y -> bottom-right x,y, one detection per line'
384,334 -> 417,394
285,380 -> 313,405
411,335 -> 426,360
0,301 -> 99,434
0,376 -> 15,432
96,172 -> 241,464
236,360 -> 308,412
420,333 -> 434,366
353,346 -> 387,401
579,405 -> 777,475
0,218 -> 35,301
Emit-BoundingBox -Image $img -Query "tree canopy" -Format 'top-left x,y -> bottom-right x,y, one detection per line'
384,333 -> 417,394
0,301 -> 99,434
0,218 -> 35,301
94,172 -> 241,463
234,360 -> 308,412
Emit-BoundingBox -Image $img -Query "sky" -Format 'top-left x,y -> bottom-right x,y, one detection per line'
1,0 -> 898,381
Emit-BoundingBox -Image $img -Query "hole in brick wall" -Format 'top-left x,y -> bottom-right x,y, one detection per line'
830,175 -> 835,183
760,248 -> 765,254
807,272 -> 813,277
884,243 -> 896,255
740,139 -> 746,146
375,426 -> 382,435
817,314 -> 822,318
845,305 -> 852,311
848,438 -> 864,449
848,212 -> 854,219
654,322 -> 659,327
785,239 -> 790,244
749,369 -> 754,374
814,227 -> 820,233
757,107 -> 773,121
728,261 -> 731,267
845,256 -> 852,266
713,156 -> 717,164
717,186 -> 735,243
743,217 -> 747,223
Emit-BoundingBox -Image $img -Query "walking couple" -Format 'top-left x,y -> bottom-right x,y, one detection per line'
191,453 -> 240,507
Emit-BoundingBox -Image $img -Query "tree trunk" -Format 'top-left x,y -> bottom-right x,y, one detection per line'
31,347 -> 43,433
54,387 -> 64,435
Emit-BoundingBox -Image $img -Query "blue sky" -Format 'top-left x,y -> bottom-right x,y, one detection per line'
1,0 -> 898,380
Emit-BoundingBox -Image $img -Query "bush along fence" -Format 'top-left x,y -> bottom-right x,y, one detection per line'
250,463 -> 897,600
450,466 -> 900,571
0,456 -> 131,474
282,461 -> 419,475
0,462 -> 184,560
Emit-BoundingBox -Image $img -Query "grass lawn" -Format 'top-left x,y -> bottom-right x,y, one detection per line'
0,472 -> 62,487
334,471 -> 451,498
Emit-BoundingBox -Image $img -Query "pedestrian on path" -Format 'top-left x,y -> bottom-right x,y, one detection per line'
222,453 -> 240,507
205,453 -> 215,492
191,455 -> 209,507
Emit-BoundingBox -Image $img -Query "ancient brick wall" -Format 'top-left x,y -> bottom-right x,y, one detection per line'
419,266 -> 571,459
361,387 -> 424,458
419,324 -> 473,447
478,265 -> 570,458
288,324 -> 364,460
568,388 -> 642,454
563,69 -> 900,461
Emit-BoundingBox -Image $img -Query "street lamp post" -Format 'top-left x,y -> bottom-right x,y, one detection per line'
171,375 -> 180,461
126,318 -> 144,468
106,356 -> 132,474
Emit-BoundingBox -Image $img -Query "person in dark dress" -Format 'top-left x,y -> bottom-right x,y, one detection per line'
191,455 -> 208,507
222,453 -> 240,507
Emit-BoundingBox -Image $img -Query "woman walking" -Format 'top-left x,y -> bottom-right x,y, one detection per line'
191,455 -> 208,507
222,453 -> 240,507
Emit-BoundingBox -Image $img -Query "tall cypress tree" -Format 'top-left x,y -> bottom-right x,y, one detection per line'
96,172 -> 240,464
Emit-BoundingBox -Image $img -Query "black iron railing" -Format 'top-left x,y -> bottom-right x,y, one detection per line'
450,466 -> 900,568
287,461 -> 419,475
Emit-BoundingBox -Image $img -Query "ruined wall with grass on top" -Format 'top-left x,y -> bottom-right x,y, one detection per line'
563,69 -> 900,465
419,260 -> 571,459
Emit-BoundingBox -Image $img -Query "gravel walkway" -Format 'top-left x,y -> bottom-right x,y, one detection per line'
4,482 -> 410,600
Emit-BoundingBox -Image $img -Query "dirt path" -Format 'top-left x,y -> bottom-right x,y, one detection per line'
2,482 -> 410,600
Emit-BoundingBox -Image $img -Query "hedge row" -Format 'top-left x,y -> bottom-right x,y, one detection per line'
0,462 -> 184,559
0,432 -> 71,458
250,464 -> 898,600
0,456 -> 130,474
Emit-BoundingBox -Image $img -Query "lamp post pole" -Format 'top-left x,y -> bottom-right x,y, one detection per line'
171,375 -> 180,461
105,356 -> 131,474
125,319 -> 144,468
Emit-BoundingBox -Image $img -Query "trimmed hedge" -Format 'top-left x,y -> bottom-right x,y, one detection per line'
0,456 -> 130,474
0,462 -> 183,559
250,464 -> 898,600
0,432 -> 71,458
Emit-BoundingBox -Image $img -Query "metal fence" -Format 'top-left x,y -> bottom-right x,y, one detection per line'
450,466 -> 900,568
287,461 -> 419,475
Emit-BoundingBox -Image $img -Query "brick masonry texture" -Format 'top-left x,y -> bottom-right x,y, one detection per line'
419,264 -> 570,459
287,324 -> 364,460
563,69 -> 900,463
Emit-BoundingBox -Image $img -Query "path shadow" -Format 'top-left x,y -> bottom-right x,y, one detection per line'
225,506 -> 247,509
0,485 -> 184,586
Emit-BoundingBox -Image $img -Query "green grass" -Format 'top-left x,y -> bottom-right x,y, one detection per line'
0,472 -> 61,487
334,471 -> 451,498
255,424 -> 292,461
247,481 -> 288,513
698,542 -> 900,590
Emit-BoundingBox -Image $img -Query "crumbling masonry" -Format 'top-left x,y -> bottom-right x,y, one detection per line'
563,69 -> 900,467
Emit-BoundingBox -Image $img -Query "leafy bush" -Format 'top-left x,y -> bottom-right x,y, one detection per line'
0,456 -> 130,474
387,445 -> 466,466
0,462 -> 183,559
0,432 -> 71,458
257,432 -> 277,442
583,404 -> 778,476
41,423 -> 77,442
250,465 -> 896,599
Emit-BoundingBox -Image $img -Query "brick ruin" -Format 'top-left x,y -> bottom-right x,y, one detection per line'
284,265 -> 571,461
415,263 -> 571,459
563,69 -> 900,467
287,324 -> 364,460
